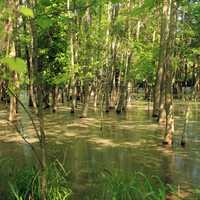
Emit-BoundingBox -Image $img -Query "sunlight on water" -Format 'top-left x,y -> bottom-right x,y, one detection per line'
0,101 -> 200,198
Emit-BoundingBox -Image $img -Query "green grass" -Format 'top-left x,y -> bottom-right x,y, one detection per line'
85,170 -> 180,200
9,160 -> 72,200
7,164 -> 200,200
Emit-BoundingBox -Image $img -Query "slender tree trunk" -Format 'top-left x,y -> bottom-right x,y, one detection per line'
43,88 -> 50,109
93,76 -> 100,108
70,33 -> 77,113
8,2 -> 19,122
61,88 -> 65,103
22,17 -> 37,108
159,69 -> 166,124
104,2 -> 113,112
9,72 -> 19,121
116,80 -> 126,114
116,52 -> 132,113
71,79 -> 77,113
52,86 -> 59,112
163,0 -> 177,145
136,20 -> 141,41
153,0 -> 170,118
66,80 -> 71,101
80,80 -> 92,118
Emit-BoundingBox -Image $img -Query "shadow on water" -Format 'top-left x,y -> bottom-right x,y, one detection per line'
0,101 -> 200,198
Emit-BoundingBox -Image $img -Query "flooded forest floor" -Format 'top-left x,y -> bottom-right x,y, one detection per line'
0,100 -> 200,199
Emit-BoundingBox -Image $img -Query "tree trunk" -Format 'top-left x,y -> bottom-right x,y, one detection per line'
8,6 -> 20,122
9,72 -> 19,121
116,82 -> 126,114
153,0 -> 170,118
52,86 -> 59,112
22,18 -> 37,109
105,2 -> 111,112
71,79 -> 77,113
163,0 -> 177,146
70,30 -> 77,113
80,80 -> 92,118
159,69 -> 166,124
116,52 -> 132,113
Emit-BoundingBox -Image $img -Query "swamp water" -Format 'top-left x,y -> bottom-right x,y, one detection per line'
0,101 -> 200,199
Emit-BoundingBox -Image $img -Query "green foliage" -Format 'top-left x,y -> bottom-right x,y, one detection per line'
85,170 -> 180,200
1,57 -> 27,74
130,0 -> 157,17
5,161 -> 200,200
131,42 -> 157,83
192,48 -> 200,56
9,162 -> 72,200
37,16 -> 53,29
19,6 -> 34,18
111,0 -> 121,3
52,72 -> 69,85
1,0 -> 199,102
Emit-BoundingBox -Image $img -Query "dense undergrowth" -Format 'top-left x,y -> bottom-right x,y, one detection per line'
5,160 -> 200,200
86,170 -> 174,200
9,161 -> 72,200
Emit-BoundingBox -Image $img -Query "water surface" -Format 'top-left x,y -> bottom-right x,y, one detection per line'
0,100 -> 200,199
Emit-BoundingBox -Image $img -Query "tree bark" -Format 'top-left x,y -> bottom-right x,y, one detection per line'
116,52 -> 132,113
163,0 -> 177,146
9,71 -> 19,121
80,80 -> 92,118
153,0 -> 170,118
52,86 -> 59,112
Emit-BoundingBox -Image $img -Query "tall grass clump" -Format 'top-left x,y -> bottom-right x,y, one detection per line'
9,164 -> 196,200
86,170 -> 180,200
9,160 -> 72,200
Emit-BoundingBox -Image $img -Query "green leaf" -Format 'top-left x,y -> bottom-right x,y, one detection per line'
144,0 -> 155,9
192,48 -> 200,55
19,6 -> 34,18
1,57 -> 27,73
37,16 -> 53,29
111,0 -> 121,3
53,73 -> 67,85
130,0 -> 155,17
